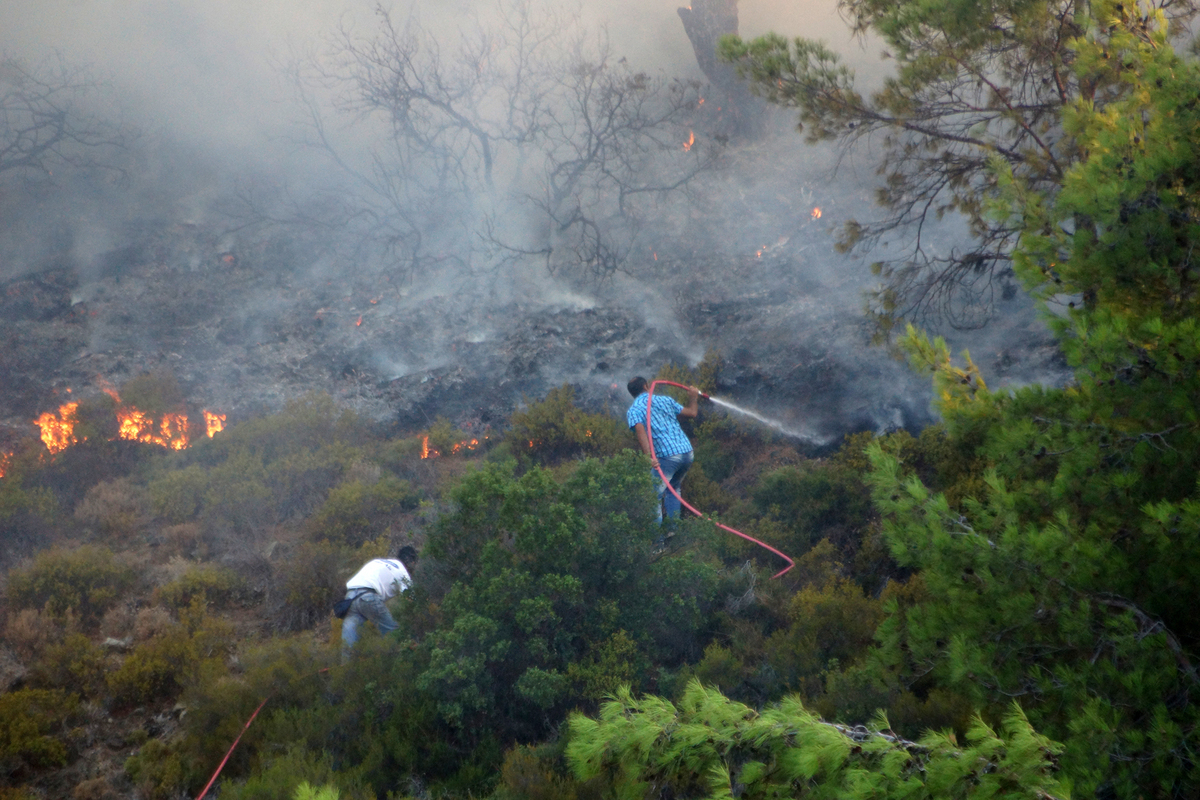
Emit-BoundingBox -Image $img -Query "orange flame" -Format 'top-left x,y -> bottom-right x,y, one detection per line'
421,434 -> 487,458
36,403 -> 80,453
0,452 -> 11,479
811,207 -> 822,219
30,389 -> 226,457
356,315 -> 363,327
203,411 -> 226,438
683,131 -> 695,152
116,407 -> 190,450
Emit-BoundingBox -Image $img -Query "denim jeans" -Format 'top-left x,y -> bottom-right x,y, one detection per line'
655,449 -> 694,524
340,590 -> 398,661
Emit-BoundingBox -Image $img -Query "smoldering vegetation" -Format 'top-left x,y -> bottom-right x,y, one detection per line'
0,0 -> 1064,457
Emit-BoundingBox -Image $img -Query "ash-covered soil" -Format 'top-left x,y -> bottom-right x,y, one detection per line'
0,136 -> 1068,450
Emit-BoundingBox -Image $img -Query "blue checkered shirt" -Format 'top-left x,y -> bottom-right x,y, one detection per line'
627,393 -> 692,457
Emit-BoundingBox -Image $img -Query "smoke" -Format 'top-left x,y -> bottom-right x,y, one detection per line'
0,0 -> 1062,441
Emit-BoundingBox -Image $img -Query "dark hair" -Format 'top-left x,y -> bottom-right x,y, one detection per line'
627,376 -> 648,397
396,545 -> 418,566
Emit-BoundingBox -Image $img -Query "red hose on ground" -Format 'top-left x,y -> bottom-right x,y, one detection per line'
195,695 -> 270,800
646,380 -> 794,578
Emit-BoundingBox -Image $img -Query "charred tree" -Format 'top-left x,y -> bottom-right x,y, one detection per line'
676,0 -> 762,139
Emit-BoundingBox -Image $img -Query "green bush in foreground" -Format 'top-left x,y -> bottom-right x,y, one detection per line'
567,681 -> 1066,800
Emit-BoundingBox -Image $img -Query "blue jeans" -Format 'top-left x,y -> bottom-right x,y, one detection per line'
655,449 -> 694,524
341,590 -> 398,661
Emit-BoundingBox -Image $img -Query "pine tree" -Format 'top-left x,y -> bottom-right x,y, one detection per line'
719,0 -> 1200,333
866,3 -> 1200,795
566,680 -> 1067,799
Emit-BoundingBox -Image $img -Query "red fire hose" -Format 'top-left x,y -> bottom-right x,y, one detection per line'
646,380 -> 794,578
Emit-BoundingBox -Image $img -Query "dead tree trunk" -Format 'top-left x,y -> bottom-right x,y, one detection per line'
677,0 -> 762,138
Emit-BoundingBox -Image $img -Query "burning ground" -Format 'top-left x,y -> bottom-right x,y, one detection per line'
0,134 -> 1065,461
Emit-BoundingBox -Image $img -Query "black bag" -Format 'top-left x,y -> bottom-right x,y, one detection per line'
333,589 -> 369,619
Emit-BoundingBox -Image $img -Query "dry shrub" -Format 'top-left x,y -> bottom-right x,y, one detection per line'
99,604 -> 136,640
74,478 -> 149,538
162,522 -> 210,560
133,606 -> 173,641
72,777 -> 118,800
275,540 -> 346,631
155,563 -> 245,610
4,609 -> 57,662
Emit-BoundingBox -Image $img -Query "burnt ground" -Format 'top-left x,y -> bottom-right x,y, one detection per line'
0,135 -> 1069,454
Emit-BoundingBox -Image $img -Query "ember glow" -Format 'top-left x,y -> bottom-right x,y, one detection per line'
0,452 -> 9,479
682,130 -> 695,152
35,402 -> 80,453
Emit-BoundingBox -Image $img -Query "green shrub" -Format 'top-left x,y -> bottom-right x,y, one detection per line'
752,458 -> 873,555
492,743 -> 604,800
156,563 -> 246,610
118,372 -> 187,416
762,574 -> 886,696
213,748 -> 355,800
146,465 -> 207,523
0,689 -> 78,776
30,633 -> 107,697
276,540 -> 349,630
6,545 -> 133,625
309,475 -> 419,546
124,738 -> 187,800
565,630 -> 646,700
503,385 -> 626,465
107,604 -> 233,708
146,395 -> 371,530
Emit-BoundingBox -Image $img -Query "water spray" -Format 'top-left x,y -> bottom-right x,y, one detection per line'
706,395 -> 826,444
646,380 -> 795,578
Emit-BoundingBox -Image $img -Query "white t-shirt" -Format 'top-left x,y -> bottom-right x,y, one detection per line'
346,558 -> 412,600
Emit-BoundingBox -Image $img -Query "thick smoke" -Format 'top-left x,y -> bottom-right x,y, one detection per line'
0,0 -> 1062,444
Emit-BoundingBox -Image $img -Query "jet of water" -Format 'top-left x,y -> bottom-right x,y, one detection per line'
707,396 -> 828,445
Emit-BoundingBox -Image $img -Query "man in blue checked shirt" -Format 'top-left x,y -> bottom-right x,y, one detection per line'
626,376 -> 700,525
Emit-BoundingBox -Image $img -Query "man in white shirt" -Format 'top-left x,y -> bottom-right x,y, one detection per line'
340,545 -> 417,660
